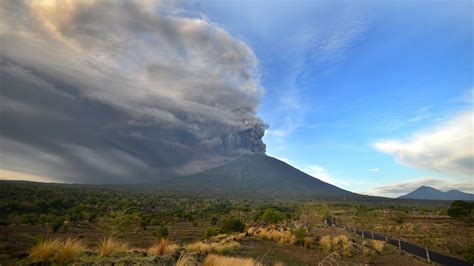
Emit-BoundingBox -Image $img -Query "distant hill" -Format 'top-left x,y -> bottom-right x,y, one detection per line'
155,154 -> 358,199
399,186 -> 474,201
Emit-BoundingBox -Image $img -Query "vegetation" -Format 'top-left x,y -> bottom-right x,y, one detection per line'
220,218 -> 245,233
1,181 -> 472,265
448,200 -> 473,218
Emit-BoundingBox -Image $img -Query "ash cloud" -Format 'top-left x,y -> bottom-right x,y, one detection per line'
0,0 -> 266,183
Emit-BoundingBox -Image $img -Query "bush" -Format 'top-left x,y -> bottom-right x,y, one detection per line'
51,219 -> 63,233
221,219 -> 245,233
153,225 -> 169,240
465,243 -> 474,263
262,209 -> 285,224
448,201 -> 472,218
204,227 -> 220,239
292,227 -> 307,245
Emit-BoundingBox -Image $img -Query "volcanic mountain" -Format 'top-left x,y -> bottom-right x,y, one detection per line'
398,186 -> 474,201
155,154 -> 357,199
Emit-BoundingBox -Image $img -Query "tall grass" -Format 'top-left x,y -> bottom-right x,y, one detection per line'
98,237 -> 129,257
371,240 -> 385,253
249,228 -> 297,245
29,239 -> 62,264
203,254 -> 262,266
148,238 -> 180,256
29,238 -> 85,264
185,241 -> 240,254
55,238 -> 85,264
319,235 -> 351,257
319,235 -> 332,252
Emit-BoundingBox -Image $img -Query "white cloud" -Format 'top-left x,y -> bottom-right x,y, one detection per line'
374,110 -> 474,179
368,168 -> 381,173
370,177 -> 474,198
302,165 -> 335,185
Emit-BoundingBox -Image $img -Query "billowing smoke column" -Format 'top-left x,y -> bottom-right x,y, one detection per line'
0,0 -> 266,183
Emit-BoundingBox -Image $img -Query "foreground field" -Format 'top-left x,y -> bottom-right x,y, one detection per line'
1,181 -> 473,265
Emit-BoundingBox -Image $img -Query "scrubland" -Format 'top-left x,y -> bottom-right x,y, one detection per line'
1,181 -> 473,265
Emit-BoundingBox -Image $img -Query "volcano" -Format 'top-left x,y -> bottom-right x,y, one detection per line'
156,154 -> 358,199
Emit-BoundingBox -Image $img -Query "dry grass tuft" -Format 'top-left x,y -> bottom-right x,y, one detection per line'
319,235 -> 332,252
362,247 -> 373,257
98,237 -> 129,257
55,238 -> 85,264
176,252 -> 198,266
203,254 -> 262,266
371,240 -> 385,253
273,261 -> 285,266
249,227 -> 296,245
303,237 -> 313,248
29,239 -> 62,264
319,235 -> 351,256
185,241 -> 240,254
148,238 -> 180,256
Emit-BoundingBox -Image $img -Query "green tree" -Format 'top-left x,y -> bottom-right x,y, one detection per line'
262,208 -> 285,224
221,218 -> 245,233
204,227 -> 220,238
448,201 -> 472,218
153,225 -> 169,240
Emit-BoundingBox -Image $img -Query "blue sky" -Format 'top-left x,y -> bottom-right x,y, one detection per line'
191,0 -> 473,195
0,0 -> 471,197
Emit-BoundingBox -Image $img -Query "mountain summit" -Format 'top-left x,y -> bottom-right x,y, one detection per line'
398,186 -> 474,200
156,154 -> 356,199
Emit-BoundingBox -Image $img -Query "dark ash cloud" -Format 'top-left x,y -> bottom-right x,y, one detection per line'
0,0 -> 266,183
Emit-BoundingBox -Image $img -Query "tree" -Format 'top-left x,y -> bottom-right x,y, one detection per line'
51,218 -> 63,233
448,201 -> 472,218
204,227 -> 220,239
221,218 -> 245,233
262,208 -> 285,224
153,225 -> 169,240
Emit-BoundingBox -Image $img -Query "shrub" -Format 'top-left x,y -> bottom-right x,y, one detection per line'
51,219 -> 63,233
98,237 -> 129,257
319,235 -> 332,252
148,238 -> 180,256
292,227 -> 307,245
55,238 -> 85,264
153,226 -> 169,240
203,254 -> 262,266
221,219 -> 245,233
465,243 -> 474,263
448,201 -> 472,218
205,227 -> 220,239
262,208 -> 285,224
29,239 -> 62,264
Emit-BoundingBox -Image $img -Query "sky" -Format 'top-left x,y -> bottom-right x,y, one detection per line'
0,0 -> 472,197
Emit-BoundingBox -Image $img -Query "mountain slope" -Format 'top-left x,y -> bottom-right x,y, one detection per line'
398,186 -> 474,200
155,154 -> 356,199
